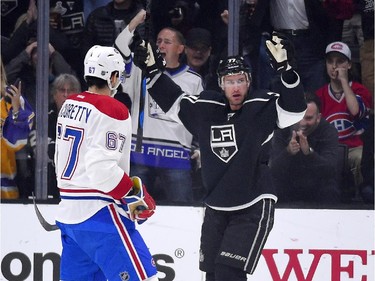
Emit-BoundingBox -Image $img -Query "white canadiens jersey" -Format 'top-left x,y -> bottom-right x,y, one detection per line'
124,64 -> 203,169
54,92 -> 133,224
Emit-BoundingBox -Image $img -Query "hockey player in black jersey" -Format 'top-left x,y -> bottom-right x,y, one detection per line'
132,33 -> 307,281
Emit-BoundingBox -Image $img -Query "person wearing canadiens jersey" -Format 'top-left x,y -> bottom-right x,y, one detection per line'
54,11 -> 159,281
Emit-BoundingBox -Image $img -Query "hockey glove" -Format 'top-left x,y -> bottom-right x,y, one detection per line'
123,176 -> 156,223
265,32 -> 295,74
133,40 -> 166,84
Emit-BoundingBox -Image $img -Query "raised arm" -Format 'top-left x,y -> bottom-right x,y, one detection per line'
265,32 -> 307,128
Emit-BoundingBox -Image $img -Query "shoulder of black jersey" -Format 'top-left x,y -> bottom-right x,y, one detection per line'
198,90 -> 226,104
69,92 -> 129,120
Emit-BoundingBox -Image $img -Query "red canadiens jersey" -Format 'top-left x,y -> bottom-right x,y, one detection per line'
316,82 -> 372,148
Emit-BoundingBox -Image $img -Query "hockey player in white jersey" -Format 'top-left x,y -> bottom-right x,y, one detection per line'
54,43 -> 158,281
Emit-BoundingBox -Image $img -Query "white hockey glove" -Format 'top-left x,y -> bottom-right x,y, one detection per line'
265,32 -> 295,73
123,176 -> 156,223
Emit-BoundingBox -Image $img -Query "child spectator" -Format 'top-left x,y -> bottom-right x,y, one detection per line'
316,41 -> 372,202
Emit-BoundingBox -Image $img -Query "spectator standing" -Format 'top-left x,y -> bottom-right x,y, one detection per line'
221,0 -> 272,90
316,41 -> 372,201
0,57 -> 34,199
123,27 -> 203,203
55,44 -> 157,281
0,0 -> 31,39
270,93 -> 340,204
81,0 -> 145,58
261,0 -> 329,92
50,0 -> 86,88
83,0 -> 110,22
5,40 -> 75,111
341,2 -> 364,83
323,0 -> 356,43
150,0 -> 198,40
359,0 -> 374,98
194,0 -> 228,58
133,34 -> 306,280
1,0 -> 71,65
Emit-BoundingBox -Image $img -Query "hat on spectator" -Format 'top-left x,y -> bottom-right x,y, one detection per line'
325,41 -> 351,60
185,28 -> 212,48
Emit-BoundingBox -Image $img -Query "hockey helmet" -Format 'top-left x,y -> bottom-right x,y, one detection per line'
217,55 -> 251,86
84,45 -> 125,90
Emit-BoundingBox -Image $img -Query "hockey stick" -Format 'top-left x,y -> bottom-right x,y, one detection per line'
135,0 -> 152,152
32,192 -> 59,232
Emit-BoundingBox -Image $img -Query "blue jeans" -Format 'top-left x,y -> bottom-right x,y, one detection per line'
130,163 -> 193,203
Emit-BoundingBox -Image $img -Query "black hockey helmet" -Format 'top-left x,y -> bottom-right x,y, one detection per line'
217,55 -> 251,86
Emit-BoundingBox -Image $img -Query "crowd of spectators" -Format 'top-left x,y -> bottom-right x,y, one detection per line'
1,0 -> 373,207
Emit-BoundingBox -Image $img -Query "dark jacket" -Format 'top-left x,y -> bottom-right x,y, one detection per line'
81,1 -> 145,56
270,118 -> 340,203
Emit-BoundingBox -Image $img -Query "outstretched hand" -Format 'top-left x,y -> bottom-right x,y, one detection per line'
265,32 -> 295,73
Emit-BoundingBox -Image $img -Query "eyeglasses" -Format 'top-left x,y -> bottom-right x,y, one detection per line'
223,78 -> 247,87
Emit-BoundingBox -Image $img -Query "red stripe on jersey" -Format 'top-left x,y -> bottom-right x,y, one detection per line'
108,204 -> 147,280
59,188 -> 107,194
60,173 -> 133,199
68,92 -> 129,120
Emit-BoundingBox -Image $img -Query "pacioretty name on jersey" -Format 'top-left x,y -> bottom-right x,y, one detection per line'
59,102 -> 92,123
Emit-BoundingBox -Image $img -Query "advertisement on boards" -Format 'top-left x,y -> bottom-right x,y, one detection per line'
1,204 -> 374,281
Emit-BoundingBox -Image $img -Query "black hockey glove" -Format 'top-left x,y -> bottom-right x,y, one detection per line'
265,32 -> 296,74
133,40 -> 166,84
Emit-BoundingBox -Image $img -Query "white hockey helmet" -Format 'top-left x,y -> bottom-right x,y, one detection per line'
84,45 -> 125,90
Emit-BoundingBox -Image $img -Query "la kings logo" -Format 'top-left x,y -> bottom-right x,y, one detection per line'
210,125 -> 238,163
